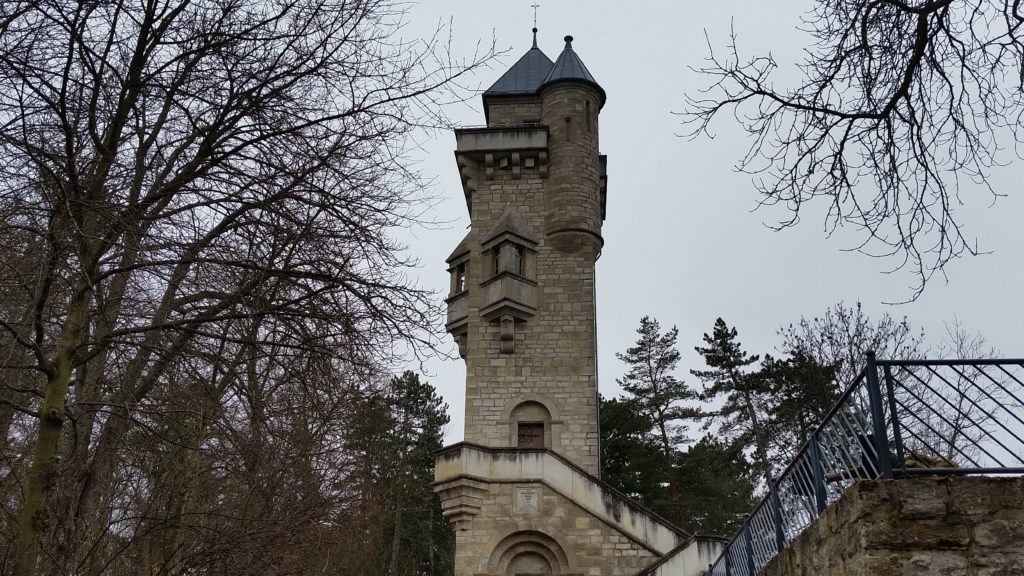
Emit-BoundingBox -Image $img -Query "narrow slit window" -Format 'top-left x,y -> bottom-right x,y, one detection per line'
454,263 -> 466,292
514,246 -> 526,275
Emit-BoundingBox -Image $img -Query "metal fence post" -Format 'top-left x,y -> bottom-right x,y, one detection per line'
882,364 -> 905,471
810,431 -> 827,513
864,350 -> 894,478
770,482 -> 786,552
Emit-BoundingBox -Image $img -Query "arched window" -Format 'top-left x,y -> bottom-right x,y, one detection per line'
510,401 -> 551,449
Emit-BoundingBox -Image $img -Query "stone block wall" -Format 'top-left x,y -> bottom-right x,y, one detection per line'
459,168 -> 601,473
761,476 -> 1024,576
452,482 -> 659,576
486,97 -> 543,125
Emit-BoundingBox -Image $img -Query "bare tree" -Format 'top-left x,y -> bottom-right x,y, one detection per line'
683,0 -> 1024,297
896,319 -> 1004,465
778,301 -> 924,386
778,303 -> 1009,469
0,1 -> 492,573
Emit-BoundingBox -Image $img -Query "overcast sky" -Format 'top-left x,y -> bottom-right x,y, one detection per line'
398,1 -> 1024,443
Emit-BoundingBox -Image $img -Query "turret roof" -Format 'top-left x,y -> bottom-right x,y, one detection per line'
483,31 -> 604,107
483,29 -> 554,97
540,35 -> 605,106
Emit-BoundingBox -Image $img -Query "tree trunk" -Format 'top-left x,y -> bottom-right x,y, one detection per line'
742,388 -> 773,488
388,508 -> 401,576
655,415 -> 682,525
13,290 -> 90,576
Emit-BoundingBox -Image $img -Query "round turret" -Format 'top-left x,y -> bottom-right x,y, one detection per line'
539,35 -> 605,257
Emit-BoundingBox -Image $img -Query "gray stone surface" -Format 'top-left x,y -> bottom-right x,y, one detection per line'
761,477 -> 1024,576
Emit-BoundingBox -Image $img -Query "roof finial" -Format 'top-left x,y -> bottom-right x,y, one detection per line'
531,4 -> 540,48
564,35 -> 574,49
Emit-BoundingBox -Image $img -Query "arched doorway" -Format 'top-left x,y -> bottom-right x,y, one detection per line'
486,530 -> 571,576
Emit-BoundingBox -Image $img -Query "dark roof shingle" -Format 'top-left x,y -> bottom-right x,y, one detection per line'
483,30 -> 554,97
540,35 -> 605,106
483,31 -> 604,107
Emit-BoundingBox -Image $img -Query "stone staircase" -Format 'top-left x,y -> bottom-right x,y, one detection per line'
435,442 -> 724,575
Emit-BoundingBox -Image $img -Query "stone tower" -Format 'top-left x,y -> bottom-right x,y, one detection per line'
434,31 -> 722,576
448,31 -> 606,474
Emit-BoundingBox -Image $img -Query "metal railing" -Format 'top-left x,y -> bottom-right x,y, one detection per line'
707,353 -> 1024,576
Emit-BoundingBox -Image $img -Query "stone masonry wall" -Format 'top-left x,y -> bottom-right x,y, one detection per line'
486,98 -> 543,125
460,167 -> 600,473
454,481 -> 658,576
761,476 -> 1024,576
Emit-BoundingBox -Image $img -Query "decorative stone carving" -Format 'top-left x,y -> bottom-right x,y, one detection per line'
499,314 -> 515,354
433,475 -> 489,532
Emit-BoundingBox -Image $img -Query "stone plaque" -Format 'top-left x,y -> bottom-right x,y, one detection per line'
515,487 -> 540,514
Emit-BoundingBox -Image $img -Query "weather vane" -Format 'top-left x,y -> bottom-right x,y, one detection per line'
531,4 -> 540,29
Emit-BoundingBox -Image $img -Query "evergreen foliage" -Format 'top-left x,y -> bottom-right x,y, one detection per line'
603,316 -> 757,538
599,396 -> 665,504
673,436 -> 756,537
375,371 -> 454,576
598,394 -> 757,537
614,317 -> 699,523
691,318 -> 773,485
605,308 -> 988,541
616,317 -> 699,455
759,352 -> 841,458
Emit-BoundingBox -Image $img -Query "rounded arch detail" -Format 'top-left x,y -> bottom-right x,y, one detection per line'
485,530 -> 573,575
501,393 -> 561,422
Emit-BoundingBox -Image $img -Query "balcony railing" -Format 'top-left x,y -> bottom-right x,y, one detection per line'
707,353 -> 1024,576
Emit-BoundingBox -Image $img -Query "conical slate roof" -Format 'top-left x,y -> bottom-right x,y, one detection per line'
483,29 -> 554,97
540,35 -> 605,106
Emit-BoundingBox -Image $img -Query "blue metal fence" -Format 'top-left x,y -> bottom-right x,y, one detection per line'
707,353 -> 1024,576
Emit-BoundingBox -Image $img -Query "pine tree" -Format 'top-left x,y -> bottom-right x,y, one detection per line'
369,371 -> 454,576
615,316 -> 699,523
599,396 -> 666,505
691,318 -> 772,486
601,394 -> 757,537
674,436 -> 757,537
759,352 -> 840,458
